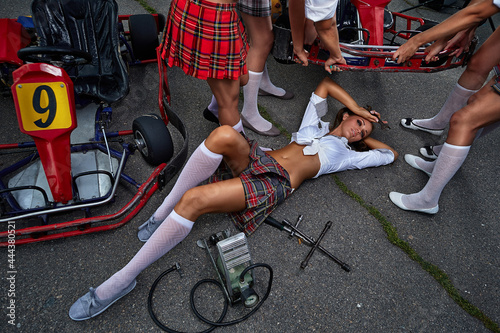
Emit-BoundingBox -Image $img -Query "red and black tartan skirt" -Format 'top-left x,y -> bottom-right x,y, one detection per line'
162,0 -> 248,80
209,139 -> 294,236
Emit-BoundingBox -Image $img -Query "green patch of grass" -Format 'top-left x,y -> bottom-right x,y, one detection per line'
333,175 -> 500,333
134,0 -> 157,14
257,104 -> 291,141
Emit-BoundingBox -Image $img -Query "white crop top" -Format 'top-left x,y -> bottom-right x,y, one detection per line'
291,93 -> 395,178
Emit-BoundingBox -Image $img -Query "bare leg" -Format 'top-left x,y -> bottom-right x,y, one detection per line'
448,77 -> 500,146
207,77 -> 247,129
239,14 -> 282,134
390,82 -> 500,214
406,28 -> 500,132
457,27 -> 500,91
242,13 -> 273,73
69,128 -> 252,320
147,126 -> 250,225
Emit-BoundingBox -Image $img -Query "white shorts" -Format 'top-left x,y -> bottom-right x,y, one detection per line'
305,0 -> 339,22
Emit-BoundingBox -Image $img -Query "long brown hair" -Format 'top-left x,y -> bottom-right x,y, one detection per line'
331,106 -> 373,152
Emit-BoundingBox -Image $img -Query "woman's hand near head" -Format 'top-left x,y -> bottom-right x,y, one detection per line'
352,107 -> 379,123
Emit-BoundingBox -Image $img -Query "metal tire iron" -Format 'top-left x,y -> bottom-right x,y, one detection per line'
265,215 -> 351,272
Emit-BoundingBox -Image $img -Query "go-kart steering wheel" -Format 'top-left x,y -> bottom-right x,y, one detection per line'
17,46 -> 92,66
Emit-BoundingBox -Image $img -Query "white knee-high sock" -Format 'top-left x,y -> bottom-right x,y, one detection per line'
259,63 -> 285,97
413,83 -> 477,130
401,143 -> 470,210
96,210 -> 194,300
414,157 -> 436,175
152,141 -> 222,221
242,71 -> 272,131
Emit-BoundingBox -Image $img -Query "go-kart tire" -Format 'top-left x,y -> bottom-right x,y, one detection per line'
412,23 -> 448,67
128,14 -> 159,61
133,115 -> 173,166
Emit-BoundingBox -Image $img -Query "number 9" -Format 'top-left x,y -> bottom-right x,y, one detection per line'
32,85 -> 57,128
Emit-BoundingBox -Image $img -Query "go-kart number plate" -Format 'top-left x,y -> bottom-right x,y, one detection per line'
15,82 -> 72,132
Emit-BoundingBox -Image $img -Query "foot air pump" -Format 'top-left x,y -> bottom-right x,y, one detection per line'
198,231 -> 259,308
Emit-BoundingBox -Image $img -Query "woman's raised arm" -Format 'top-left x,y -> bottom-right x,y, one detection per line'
314,77 -> 379,123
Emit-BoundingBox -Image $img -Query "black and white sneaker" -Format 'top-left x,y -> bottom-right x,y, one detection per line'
400,118 -> 444,136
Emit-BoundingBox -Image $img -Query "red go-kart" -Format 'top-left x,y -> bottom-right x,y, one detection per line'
0,0 -> 188,246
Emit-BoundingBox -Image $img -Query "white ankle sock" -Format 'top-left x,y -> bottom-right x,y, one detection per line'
401,143 -> 470,210
413,83 -> 477,130
232,119 -> 245,134
96,210 -> 194,300
152,141 -> 222,221
207,95 -> 219,117
259,63 -> 285,97
242,71 -> 272,132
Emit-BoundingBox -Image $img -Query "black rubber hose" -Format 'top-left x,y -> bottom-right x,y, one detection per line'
148,266 -> 228,333
189,263 -> 273,327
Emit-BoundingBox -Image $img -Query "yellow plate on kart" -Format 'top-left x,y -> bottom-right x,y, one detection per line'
16,81 -> 73,132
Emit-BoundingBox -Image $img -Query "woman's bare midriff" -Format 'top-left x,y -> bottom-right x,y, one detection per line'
267,142 -> 321,189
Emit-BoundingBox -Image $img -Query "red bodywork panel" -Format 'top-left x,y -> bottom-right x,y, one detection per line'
11,63 -> 77,203
0,18 -> 30,66
351,0 -> 391,46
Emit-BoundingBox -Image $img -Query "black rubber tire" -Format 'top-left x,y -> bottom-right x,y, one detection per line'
128,14 -> 159,61
133,115 -> 173,166
412,22 -> 448,67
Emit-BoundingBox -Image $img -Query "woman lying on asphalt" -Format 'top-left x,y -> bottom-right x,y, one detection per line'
69,77 -> 398,321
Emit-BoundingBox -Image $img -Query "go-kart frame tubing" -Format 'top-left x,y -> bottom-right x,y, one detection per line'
306,42 -> 475,73
274,6 -> 472,73
0,141 -> 137,218
0,158 -> 164,246
0,147 -> 127,222
385,11 -> 424,40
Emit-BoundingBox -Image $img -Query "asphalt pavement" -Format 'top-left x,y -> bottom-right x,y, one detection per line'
1,0 -> 499,332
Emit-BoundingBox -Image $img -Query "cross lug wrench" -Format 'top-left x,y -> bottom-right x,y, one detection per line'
265,216 -> 350,272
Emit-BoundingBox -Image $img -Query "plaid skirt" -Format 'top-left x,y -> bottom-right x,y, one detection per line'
208,139 -> 293,236
238,0 -> 272,17
162,0 -> 248,80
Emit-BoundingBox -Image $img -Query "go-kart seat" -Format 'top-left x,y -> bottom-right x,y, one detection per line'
29,0 -> 129,104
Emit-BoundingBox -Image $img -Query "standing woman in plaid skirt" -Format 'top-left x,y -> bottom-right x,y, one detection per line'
162,0 -> 249,132
69,77 -> 398,321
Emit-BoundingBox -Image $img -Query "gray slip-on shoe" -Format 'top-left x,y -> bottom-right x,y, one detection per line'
240,115 -> 280,137
69,280 -> 136,321
137,215 -> 162,242
258,89 -> 294,100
